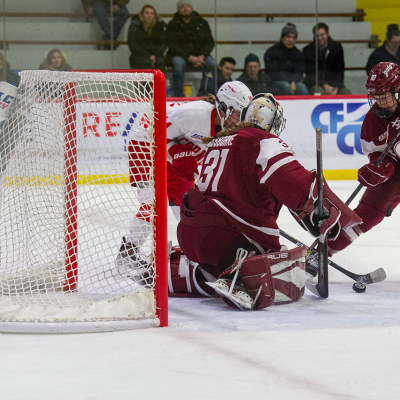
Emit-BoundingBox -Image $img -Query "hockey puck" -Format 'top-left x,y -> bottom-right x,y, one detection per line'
353,282 -> 366,293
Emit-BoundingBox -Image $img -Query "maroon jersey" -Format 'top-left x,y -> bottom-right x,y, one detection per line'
361,106 -> 400,169
194,127 -> 313,251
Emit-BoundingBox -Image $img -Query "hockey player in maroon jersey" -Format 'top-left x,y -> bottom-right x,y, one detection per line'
114,81 -> 253,283
177,93 -> 362,310
320,62 -> 400,260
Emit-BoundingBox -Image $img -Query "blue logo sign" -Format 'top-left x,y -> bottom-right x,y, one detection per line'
311,102 -> 367,155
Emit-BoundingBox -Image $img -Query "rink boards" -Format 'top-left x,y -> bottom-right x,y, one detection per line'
18,95 -> 368,182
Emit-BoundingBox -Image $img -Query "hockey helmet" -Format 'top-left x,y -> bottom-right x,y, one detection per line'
216,81 -> 253,129
366,62 -> 400,119
243,93 -> 286,136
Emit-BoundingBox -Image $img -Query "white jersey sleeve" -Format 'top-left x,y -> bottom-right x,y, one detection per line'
166,100 -> 216,164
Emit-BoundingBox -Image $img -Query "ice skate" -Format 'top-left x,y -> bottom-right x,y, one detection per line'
206,279 -> 255,310
114,237 -> 154,287
305,252 -> 318,278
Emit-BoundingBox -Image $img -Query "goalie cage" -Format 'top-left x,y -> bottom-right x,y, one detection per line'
0,69 -> 168,333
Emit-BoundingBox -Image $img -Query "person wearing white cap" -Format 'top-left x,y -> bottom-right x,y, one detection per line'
166,0 -> 217,97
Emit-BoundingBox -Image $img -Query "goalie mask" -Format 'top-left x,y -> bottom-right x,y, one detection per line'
243,93 -> 286,136
366,62 -> 400,120
216,81 -> 253,130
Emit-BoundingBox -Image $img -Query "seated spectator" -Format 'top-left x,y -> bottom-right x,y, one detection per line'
197,57 -> 236,96
89,0 -> 130,49
166,0 -> 217,97
39,49 -> 72,71
237,53 -> 271,95
81,0 -> 94,21
0,53 -> 11,81
303,23 -> 351,95
366,24 -> 400,74
128,5 -> 166,72
264,23 -> 309,95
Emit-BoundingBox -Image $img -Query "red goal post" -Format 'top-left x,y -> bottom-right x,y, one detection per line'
0,69 -> 168,332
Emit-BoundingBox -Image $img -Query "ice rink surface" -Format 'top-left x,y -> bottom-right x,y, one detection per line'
1,181 -> 400,400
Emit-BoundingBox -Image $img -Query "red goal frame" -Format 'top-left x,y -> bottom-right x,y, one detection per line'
63,70 -> 168,327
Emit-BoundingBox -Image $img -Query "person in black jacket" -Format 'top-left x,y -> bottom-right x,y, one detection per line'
237,53 -> 271,96
366,24 -> 400,75
264,23 -> 308,96
197,57 -> 236,96
127,5 -> 167,72
166,0 -> 217,97
303,23 -> 351,95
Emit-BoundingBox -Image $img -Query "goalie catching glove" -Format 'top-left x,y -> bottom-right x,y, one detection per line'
290,170 -> 363,240
169,144 -> 198,180
358,151 -> 396,187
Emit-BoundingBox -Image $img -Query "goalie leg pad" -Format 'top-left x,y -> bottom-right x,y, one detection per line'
215,247 -> 307,309
267,246 -> 306,304
168,245 -> 216,297
216,255 -> 276,310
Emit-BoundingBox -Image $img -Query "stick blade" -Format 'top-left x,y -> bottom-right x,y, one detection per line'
305,280 -> 329,298
359,268 -> 386,284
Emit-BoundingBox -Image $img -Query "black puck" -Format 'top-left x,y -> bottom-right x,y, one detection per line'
353,282 -> 366,293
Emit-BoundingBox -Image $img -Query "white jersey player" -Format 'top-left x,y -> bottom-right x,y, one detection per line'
114,81 -> 253,283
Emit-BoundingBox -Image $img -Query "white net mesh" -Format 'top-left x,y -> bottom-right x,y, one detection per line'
0,70 -> 163,328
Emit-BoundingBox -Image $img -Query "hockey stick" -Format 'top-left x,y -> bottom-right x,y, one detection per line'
306,127 -> 329,298
279,229 -> 386,284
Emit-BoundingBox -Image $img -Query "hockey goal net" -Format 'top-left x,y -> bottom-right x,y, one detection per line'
0,69 -> 167,332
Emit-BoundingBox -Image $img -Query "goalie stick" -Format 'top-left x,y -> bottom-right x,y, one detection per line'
279,229 -> 386,284
306,127 -> 329,298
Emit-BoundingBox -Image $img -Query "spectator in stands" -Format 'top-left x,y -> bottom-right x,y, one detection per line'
366,24 -> 400,74
264,23 -> 308,95
237,53 -> 271,95
303,23 -> 351,95
88,0 -> 130,49
197,57 -> 236,96
0,53 -> 11,81
166,0 -> 217,97
127,5 -> 166,72
39,49 -> 72,71
81,0 -> 94,20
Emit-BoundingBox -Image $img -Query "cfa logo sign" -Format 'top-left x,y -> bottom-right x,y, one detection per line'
311,102 -> 368,155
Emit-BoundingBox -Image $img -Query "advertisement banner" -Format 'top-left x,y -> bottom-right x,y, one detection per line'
278,95 -> 369,178
71,96 -> 369,179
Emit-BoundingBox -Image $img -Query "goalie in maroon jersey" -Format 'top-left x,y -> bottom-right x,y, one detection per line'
114,81 -> 253,284
316,62 -> 400,261
177,93 -> 362,310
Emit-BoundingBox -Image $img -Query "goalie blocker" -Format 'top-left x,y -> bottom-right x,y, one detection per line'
169,245 -> 306,310
289,170 -> 362,241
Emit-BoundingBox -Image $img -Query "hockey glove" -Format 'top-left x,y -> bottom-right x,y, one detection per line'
169,144 -> 198,180
358,152 -> 395,187
289,174 -> 341,240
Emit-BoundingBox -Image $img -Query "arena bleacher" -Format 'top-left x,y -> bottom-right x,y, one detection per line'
0,0 -> 377,93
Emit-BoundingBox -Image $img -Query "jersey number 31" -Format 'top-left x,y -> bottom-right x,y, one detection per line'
196,148 -> 229,192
